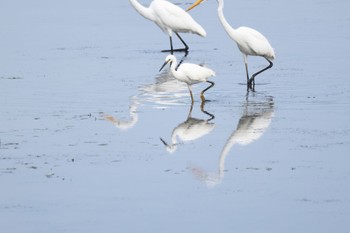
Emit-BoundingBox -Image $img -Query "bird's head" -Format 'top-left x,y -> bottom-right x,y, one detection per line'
159,55 -> 176,72
186,0 -> 205,12
160,137 -> 177,153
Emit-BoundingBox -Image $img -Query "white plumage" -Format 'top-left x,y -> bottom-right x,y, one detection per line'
159,54 -> 215,102
187,0 -> 275,87
129,0 -> 206,52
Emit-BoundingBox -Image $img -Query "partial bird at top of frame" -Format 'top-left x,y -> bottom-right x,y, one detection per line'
129,0 -> 206,53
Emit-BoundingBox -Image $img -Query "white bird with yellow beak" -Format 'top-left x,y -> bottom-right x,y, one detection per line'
129,0 -> 206,53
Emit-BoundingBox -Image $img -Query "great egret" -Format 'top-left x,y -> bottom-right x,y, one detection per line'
129,0 -> 206,53
159,54 -> 215,102
187,0 -> 275,87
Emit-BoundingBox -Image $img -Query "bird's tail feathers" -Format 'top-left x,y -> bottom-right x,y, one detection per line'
195,25 -> 206,37
268,48 -> 276,61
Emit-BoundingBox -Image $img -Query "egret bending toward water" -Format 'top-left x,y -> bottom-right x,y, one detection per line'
129,0 -> 206,53
187,0 -> 275,87
159,55 -> 215,102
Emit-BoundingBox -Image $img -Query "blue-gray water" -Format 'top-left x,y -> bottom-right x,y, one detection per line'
1,0 -> 350,232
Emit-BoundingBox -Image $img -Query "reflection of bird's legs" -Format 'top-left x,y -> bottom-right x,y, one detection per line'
248,58 -> 273,87
200,101 -> 215,121
162,33 -> 189,53
200,81 -> 215,102
187,102 -> 194,119
188,85 -> 194,104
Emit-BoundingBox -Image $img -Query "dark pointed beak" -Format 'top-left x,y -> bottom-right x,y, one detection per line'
160,137 -> 169,146
159,60 -> 170,72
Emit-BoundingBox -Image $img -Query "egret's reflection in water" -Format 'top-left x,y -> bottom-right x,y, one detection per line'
190,93 -> 275,188
104,96 -> 140,131
103,69 -> 189,130
139,70 -> 189,108
103,53 -> 195,130
160,103 -> 215,153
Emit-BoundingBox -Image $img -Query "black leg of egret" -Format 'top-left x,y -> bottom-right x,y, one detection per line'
162,33 -> 189,53
170,36 -> 174,54
174,32 -> 189,52
200,81 -> 215,102
248,58 -> 273,86
247,78 -> 255,91
175,51 -> 188,71
162,36 -> 174,54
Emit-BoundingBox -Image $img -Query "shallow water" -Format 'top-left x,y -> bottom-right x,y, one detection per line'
1,0 -> 350,232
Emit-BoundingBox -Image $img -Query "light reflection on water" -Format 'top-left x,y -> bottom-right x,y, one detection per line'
104,72 -> 275,188
102,64 -> 275,187
102,51 -> 217,131
103,96 -> 140,131
138,70 -> 189,108
102,69 -> 189,130
1,1 -> 350,232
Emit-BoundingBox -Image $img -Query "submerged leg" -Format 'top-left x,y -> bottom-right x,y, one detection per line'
200,101 -> 215,121
245,62 -> 254,90
248,58 -> 273,86
243,55 -> 255,90
200,81 -> 215,102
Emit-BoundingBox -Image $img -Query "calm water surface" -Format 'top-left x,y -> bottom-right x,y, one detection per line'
1,0 -> 350,232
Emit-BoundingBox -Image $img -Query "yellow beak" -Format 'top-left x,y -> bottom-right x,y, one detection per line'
186,0 -> 205,12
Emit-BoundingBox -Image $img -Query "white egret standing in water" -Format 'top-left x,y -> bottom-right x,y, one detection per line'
187,0 -> 275,87
159,54 -> 215,102
129,0 -> 206,53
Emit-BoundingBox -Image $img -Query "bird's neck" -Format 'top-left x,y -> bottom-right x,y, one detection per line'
217,0 -> 239,41
169,60 -> 178,75
129,0 -> 156,21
